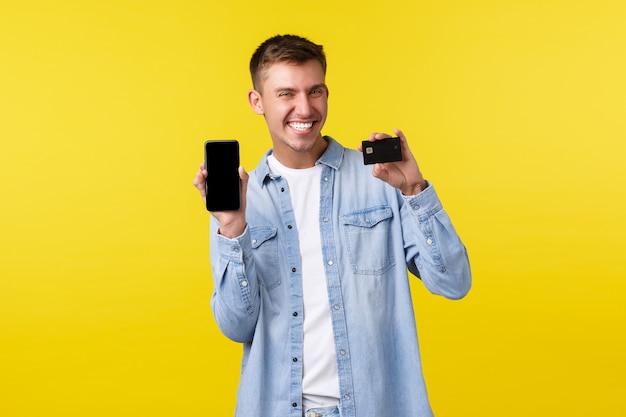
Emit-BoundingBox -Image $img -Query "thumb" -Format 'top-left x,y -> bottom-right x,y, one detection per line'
239,166 -> 249,208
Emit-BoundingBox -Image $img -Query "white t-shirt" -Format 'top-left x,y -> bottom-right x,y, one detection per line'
267,155 -> 340,410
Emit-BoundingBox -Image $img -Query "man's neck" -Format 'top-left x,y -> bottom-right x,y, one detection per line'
272,136 -> 328,169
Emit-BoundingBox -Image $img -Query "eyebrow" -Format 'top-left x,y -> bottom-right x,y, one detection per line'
310,83 -> 328,91
274,83 -> 328,94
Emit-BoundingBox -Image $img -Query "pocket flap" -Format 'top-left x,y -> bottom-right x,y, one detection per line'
250,226 -> 278,248
340,206 -> 393,228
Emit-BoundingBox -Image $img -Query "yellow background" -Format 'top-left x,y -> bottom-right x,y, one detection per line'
1,0 -> 625,415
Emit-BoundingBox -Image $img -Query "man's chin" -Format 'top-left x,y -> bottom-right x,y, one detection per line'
287,135 -> 324,153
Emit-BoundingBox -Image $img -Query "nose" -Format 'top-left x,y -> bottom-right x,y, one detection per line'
294,94 -> 313,117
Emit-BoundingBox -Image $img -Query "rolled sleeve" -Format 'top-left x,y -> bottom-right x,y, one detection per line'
210,221 -> 260,342
402,183 -> 472,299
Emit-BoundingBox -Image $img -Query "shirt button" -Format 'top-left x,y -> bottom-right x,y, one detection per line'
328,260 -> 334,266
426,238 -> 433,245
293,312 -> 298,317
292,357 -> 298,362
233,247 -> 239,252
340,349 -> 346,355
251,239 -> 257,245
323,217 -> 329,223
281,187 -> 285,192
292,267 -> 297,273
365,218 -> 370,223
287,224 -> 293,229
241,280 -> 248,287
334,304 -> 340,310
344,395 -> 350,401
324,177 -> 329,182
292,403 -> 298,408
413,204 -> 420,210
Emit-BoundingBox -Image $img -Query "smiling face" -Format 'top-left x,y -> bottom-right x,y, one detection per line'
248,59 -> 329,168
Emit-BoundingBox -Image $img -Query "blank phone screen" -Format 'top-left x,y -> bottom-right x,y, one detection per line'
204,140 -> 240,211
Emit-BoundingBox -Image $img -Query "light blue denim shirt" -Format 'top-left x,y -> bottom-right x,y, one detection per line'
209,137 -> 471,417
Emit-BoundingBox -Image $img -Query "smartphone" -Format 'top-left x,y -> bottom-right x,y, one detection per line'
204,140 -> 240,211
362,137 -> 403,165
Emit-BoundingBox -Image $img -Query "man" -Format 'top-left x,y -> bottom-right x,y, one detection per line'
193,34 -> 471,417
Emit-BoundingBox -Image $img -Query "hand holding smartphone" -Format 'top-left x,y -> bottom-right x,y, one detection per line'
204,140 -> 241,211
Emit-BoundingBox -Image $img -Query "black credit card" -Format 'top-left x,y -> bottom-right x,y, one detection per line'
362,137 -> 402,165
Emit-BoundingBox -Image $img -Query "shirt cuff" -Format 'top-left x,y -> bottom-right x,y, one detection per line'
402,181 -> 444,218
216,224 -> 251,263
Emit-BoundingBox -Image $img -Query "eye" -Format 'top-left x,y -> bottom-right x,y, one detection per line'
278,91 -> 293,97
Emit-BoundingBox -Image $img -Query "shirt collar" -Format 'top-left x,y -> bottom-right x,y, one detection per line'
256,136 -> 344,187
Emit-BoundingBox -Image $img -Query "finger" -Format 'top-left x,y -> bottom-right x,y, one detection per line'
371,163 -> 389,182
198,162 -> 208,180
238,166 -> 249,194
193,162 -> 208,181
239,166 -> 249,183
367,132 -> 393,142
394,128 -> 406,142
238,166 -> 249,209
192,170 -> 207,197
393,128 -> 416,162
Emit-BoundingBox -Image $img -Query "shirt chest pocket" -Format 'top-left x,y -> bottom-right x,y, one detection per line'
250,226 -> 281,290
340,206 -> 396,275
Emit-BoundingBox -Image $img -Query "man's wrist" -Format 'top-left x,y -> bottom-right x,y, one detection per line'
218,220 -> 247,239
401,180 -> 428,196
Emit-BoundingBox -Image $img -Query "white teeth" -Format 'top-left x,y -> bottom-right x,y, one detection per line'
289,122 -> 313,131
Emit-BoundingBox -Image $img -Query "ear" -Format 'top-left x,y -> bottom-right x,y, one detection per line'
248,89 -> 264,115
